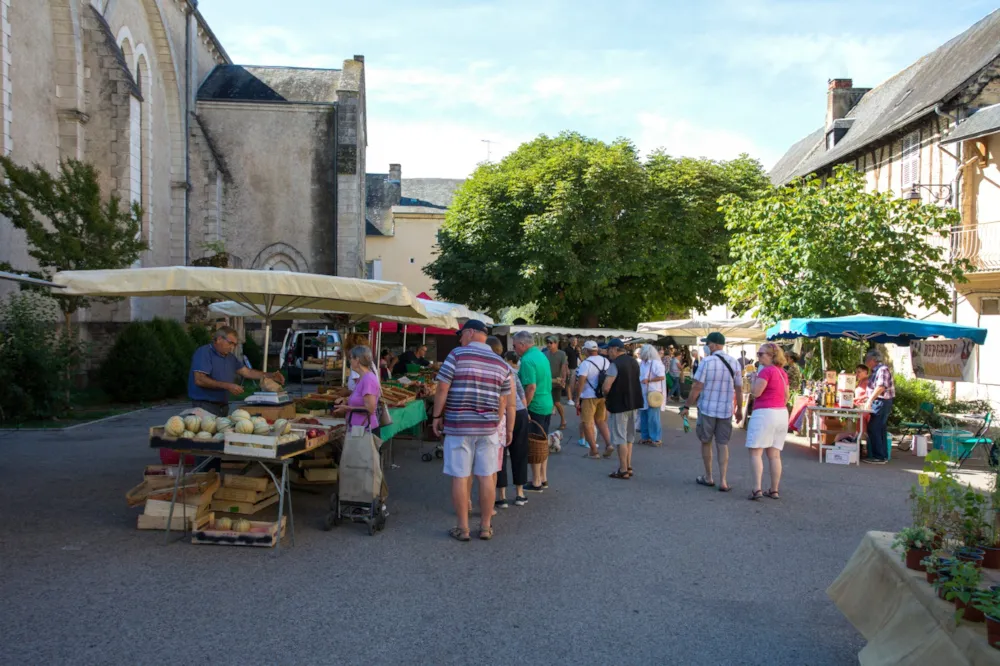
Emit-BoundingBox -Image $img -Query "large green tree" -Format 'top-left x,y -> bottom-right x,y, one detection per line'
425,132 -> 768,327
718,165 -> 967,322
0,157 -> 147,325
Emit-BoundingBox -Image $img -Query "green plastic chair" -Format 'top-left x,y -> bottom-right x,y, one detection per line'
956,412 -> 994,468
899,402 -> 935,450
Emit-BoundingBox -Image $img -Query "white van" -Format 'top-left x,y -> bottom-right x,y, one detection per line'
279,328 -> 342,381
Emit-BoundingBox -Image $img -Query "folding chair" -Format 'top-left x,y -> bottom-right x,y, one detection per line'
898,402 -> 935,452
956,412 -> 995,468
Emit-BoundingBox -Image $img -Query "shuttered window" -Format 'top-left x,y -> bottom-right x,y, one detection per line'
901,131 -> 920,190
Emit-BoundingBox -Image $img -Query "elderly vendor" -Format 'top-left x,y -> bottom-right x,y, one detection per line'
188,326 -> 284,416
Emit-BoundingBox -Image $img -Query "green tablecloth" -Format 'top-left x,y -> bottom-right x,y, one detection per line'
379,400 -> 427,441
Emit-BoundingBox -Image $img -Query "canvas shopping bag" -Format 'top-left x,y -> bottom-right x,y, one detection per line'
338,410 -> 384,504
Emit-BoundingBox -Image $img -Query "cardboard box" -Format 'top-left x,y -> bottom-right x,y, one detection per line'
825,449 -> 857,465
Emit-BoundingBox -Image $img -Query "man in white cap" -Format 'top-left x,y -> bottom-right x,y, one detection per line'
574,340 -> 613,458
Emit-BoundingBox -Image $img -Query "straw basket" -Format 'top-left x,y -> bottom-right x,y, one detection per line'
527,419 -> 549,465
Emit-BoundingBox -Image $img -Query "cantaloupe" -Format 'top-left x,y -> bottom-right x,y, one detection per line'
195,431 -> 212,440
213,432 -> 225,441
215,417 -> 233,433
233,518 -> 251,533
183,415 -> 201,433
234,419 -> 254,434
181,430 -> 195,439
230,409 -> 251,421
200,416 -> 217,435
164,416 -> 185,437
271,419 -> 290,435
215,516 -> 233,531
251,416 -> 267,427
253,422 -> 271,435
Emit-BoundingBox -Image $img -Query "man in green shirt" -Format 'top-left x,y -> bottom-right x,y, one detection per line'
513,331 -> 553,492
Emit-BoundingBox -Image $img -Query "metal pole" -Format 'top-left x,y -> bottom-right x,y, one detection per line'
819,337 -> 826,375
403,325 -> 408,351
422,327 -> 427,344
262,318 -> 271,374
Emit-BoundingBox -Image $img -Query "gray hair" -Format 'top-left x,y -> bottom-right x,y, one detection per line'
350,344 -> 374,369
214,326 -> 238,341
639,343 -> 659,362
512,331 -> 534,346
865,349 -> 882,363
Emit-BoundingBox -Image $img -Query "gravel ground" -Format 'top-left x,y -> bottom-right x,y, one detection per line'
0,404 -> 927,665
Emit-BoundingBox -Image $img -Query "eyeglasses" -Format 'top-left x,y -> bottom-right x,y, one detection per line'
757,351 -> 771,357
225,338 -> 239,346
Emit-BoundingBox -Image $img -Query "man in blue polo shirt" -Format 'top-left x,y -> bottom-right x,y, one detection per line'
188,326 -> 285,416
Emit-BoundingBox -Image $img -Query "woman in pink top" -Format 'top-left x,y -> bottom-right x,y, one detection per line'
745,343 -> 789,501
333,345 -> 381,429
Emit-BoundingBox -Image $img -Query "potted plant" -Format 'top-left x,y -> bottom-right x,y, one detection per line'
978,594 -> 1000,650
943,561 -> 985,623
922,555 -> 953,585
893,526 -> 935,571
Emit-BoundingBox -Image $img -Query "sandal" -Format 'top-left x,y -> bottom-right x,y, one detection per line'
765,489 -> 780,500
479,526 -> 494,540
609,470 -> 630,479
583,453 -> 602,460
627,467 -> 634,477
602,447 -> 615,458
652,441 -> 663,447
695,476 -> 715,488
719,485 -> 732,492
449,527 -> 470,542
748,490 -> 763,501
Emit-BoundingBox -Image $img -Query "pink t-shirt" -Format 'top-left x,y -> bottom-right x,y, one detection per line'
754,364 -> 789,410
347,371 -> 380,428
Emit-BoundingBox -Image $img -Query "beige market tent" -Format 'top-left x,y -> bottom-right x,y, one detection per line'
207,300 -> 460,331
636,318 -> 767,343
53,266 -> 431,371
492,324 -> 648,341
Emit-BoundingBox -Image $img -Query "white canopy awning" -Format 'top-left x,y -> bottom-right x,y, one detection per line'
636,318 -> 766,342
421,298 -> 494,326
492,325 -> 648,341
208,300 -> 460,331
0,270 -> 63,288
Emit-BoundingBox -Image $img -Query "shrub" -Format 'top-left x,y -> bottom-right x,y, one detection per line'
99,322 -> 172,403
242,335 -> 263,371
0,292 -> 71,422
188,323 -> 212,348
891,374 -> 943,428
148,318 -> 192,397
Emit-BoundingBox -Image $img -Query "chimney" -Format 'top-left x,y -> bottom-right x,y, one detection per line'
825,79 -> 868,149
389,163 -> 401,183
387,164 -> 402,208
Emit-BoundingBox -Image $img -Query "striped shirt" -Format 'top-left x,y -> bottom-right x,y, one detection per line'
871,363 -> 896,400
437,341 -> 512,436
693,351 -> 743,419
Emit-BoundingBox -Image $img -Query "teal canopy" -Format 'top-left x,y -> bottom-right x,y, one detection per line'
766,314 -> 987,345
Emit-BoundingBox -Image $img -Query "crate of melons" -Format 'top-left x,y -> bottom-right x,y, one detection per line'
223,417 -> 307,459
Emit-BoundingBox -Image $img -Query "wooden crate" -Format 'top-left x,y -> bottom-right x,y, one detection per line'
126,472 -> 219,508
143,498 -> 212,518
303,467 -> 338,483
244,403 -> 296,421
223,473 -> 269,492
214,483 -> 277,503
210,492 -> 279,515
138,512 -> 212,531
191,516 -> 287,547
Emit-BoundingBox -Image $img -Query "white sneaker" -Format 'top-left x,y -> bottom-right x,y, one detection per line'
567,400 -> 575,406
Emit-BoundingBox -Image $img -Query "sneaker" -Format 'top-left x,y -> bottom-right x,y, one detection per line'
577,438 -> 589,448
862,458 -> 887,465
514,496 -> 528,506
524,483 -> 544,493
567,400 -> 575,406
541,481 -> 549,489
495,498 -> 509,510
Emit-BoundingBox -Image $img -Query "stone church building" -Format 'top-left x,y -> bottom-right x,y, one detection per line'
0,0 -> 367,323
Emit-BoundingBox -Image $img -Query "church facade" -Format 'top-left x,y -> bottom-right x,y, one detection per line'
0,0 -> 367,324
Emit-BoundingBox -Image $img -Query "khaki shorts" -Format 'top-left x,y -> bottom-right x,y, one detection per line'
581,398 -> 607,425
696,413 -> 733,447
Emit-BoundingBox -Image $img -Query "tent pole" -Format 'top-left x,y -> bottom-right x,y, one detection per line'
422,327 -> 426,344
262,317 -> 271,374
403,326 -> 408,351
819,337 -> 826,375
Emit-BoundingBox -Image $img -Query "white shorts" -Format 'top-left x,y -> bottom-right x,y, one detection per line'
745,407 -> 789,451
442,433 -> 501,478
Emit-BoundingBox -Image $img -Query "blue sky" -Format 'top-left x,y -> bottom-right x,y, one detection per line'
199,0 -> 999,178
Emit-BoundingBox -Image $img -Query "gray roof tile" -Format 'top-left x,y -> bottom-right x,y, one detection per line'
942,102 -> 1000,143
198,65 -> 342,104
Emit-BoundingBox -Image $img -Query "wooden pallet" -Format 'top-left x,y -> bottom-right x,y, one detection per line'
222,472 -> 269,492
137,512 -> 211,531
191,516 -> 287,548
126,472 -> 219,508
214,483 -> 277,503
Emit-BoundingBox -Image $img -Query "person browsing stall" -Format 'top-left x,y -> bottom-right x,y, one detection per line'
392,344 -> 431,377
745,343 -> 789,501
332,346 -> 380,429
862,350 -> 895,464
514,331 -> 553,492
188,326 -> 284,417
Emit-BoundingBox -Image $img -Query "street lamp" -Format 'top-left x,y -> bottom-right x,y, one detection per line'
904,183 -> 953,204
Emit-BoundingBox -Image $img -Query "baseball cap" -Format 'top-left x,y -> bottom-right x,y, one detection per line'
545,335 -> 559,343
457,319 -> 488,336
607,338 -> 625,349
582,340 -> 599,351
700,331 -> 726,345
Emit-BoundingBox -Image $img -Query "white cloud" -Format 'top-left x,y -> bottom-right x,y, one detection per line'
635,112 -> 780,168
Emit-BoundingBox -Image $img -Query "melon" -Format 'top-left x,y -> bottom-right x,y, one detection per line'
234,419 -> 254,434
181,430 -> 195,439
253,422 -> 271,435
195,431 -> 212,440
230,409 -> 251,421
164,416 -> 185,437
233,518 -> 252,533
215,516 -> 233,531
183,415 -> 202,433
201,416 -> 217,435
215,417 -> 233,433
213,432 -> 225,441
251,416 -> 267,427
272,419 -> 289,435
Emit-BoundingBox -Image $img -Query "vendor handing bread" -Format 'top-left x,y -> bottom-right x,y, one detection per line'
188,326 -> 284,417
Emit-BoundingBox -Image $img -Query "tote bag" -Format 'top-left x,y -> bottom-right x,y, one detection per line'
340,409 -> 384,504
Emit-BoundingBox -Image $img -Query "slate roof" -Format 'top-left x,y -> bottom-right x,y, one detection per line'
942,102 -> 1000,144
198,65 -> 342,103
396,178 -> 465,212
771,9 -> 1000,185
365,220 -> 385,236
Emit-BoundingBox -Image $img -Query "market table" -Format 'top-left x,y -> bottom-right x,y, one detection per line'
162,441 -> 322,550
805,405 -> 870,464
379,400 -> 428,466
828,531 -> 1000,665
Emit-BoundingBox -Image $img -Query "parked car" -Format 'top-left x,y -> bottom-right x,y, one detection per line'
279,328 -> 342,381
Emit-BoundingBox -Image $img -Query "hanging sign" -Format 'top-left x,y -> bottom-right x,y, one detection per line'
909,338 -> 976,382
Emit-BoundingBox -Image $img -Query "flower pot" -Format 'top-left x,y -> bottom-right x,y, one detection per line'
937,581 -> 950,600
956,597 -> 985,623
982,547 -> 1000,569
957,552 -> 985,568
906,548 -> 932,571
927,570 -> 939,585
987,616 -> 1000,650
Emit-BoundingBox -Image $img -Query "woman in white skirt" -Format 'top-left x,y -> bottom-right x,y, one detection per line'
745,343 -> 789,501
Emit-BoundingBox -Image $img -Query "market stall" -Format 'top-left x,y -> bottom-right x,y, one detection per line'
636,317 -> 767,344
492,324 -> 647,347
767,314 -> 989,463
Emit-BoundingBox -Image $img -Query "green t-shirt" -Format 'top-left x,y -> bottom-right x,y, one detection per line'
519,346 -> 554,415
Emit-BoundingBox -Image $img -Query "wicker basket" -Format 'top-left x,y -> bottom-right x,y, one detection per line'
527,419 -> 549,465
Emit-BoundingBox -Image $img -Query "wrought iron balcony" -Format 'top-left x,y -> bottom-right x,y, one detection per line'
950,221 -> 1000,273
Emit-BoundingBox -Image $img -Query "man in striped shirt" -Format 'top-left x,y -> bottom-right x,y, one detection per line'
433,320 -> 514,541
